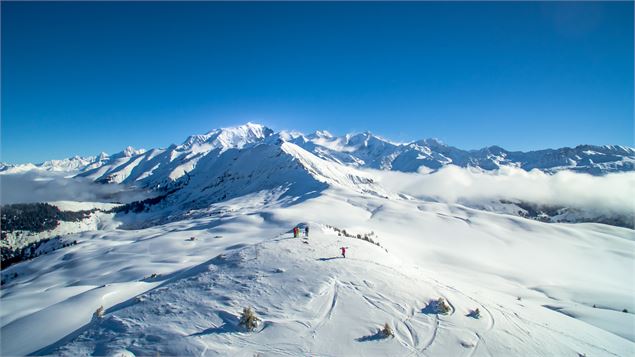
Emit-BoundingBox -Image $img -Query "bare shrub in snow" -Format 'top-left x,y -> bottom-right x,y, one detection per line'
426,297 -> 451,314
381,323 -> 394,338
94,305 -> 105,318
142,273 -> 160,281
325,225 -> 386,251
239,307 -> 260,331
437,298 -> 451,313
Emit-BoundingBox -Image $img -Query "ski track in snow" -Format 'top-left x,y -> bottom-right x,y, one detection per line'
420,316 -> 440,354
310,279 -> 339,339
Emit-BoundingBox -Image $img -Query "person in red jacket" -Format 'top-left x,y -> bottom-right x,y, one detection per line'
340,246 -> 347,258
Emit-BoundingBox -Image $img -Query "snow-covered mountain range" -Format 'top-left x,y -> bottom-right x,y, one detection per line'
3,123 -> 634,184
1,123 -> 634,356
3,123 -> 633,228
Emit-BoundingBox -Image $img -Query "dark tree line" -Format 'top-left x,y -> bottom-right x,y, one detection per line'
501,200 -> 634,229
108,189 -> 177,214
1,203 -> 93,234
1,236 -> 78,272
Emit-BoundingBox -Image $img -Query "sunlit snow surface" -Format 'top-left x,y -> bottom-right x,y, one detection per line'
1,123 -> 633,355
1,188 -> 633,356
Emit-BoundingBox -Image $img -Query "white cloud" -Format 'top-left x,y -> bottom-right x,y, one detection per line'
0,171 -> 149,205
371,165 -> 635,217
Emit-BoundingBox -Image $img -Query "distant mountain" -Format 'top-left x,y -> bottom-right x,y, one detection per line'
2,123 -> 633,187
286,131 -> 635,175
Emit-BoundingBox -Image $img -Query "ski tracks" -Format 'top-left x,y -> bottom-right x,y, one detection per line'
309,274 -> 488,356
420,316 -> 440,353
358,289 -> 440,356
311,279 -> 339,338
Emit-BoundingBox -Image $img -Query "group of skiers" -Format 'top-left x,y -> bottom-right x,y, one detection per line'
293,225 -> 309,238
292,224 -> 348,258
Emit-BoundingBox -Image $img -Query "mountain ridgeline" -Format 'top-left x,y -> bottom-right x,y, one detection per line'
2,124 -> 633,187
1,123 -> 633,226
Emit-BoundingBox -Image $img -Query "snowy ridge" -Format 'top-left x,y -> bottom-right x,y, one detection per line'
0,156 -> 98,175
3,123 -> 634,181
179,122 -> 273,152
284,130 -> 635,174
127,140 -> 391,224
73,123 -> 274,186
279,142 -> 387,197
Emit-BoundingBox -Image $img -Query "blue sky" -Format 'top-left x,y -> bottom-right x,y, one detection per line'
2,1 -> 633,164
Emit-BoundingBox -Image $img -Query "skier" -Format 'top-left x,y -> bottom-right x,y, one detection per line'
293,227 -> 299,238
305,225 -> 309,238
340,246 -> 348,258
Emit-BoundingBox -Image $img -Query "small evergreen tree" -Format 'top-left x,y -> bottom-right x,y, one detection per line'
239,307 -> 260,331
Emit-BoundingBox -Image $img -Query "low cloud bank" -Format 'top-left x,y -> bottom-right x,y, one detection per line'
0,171 -> 149,205
372,165 -> 635,217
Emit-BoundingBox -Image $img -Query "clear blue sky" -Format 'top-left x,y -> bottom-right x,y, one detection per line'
2,1 -> 633,164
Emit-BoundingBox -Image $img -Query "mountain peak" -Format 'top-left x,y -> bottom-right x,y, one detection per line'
121,146 -> 145,157
313,130 -> 333,138
218,122 -> 273,140
213,123 -> 273,150
420,138 -> 445,147
180,123 -> 274,151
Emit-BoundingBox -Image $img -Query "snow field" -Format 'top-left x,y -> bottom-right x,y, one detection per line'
45,225 -> 633,356
1,188 -> 633,356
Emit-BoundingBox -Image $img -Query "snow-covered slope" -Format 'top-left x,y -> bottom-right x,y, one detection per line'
1,189 -> 633,356
109,139 -> 390,228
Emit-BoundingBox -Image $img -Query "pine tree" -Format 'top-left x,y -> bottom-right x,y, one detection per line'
239,307 -> 260,331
